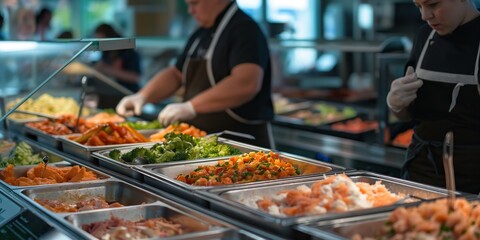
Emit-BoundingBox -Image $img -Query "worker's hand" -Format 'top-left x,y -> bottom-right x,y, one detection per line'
158,101 -> 196,126
115,93 -> 146,116
387,66 -> 423,112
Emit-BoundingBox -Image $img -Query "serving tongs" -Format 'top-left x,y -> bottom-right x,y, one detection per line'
14,109 -> 76,132
443,131 -> 455,210
74,76 -> 88,133
206,130 -> 255,140
14,110 -> 57,121
40,155 -> 49,178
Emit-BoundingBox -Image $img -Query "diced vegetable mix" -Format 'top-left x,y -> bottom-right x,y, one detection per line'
176,151 -> 300,186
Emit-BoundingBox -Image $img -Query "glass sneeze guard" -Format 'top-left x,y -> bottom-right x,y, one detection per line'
0,38 -> 135,133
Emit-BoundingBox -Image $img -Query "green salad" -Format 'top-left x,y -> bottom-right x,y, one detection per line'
108,133 -> 241,164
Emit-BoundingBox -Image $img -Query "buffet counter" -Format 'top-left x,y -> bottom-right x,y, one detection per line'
0,120 -> 472,239
272,125 -> 406,176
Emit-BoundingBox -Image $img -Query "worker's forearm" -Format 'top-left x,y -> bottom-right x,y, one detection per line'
139,67 -> 182,103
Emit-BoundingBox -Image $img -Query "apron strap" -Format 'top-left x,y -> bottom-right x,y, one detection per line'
182,38 -> 201,85
416,30 -> 480,111
204,3 -> 266,125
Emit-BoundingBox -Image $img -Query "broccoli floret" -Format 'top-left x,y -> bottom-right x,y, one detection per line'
217,144 -> 241,157
172,152 -> 189,161
109,149 -> 122,161
121,147 -> 147,163
164,134 -> 194,153
155,151 -> 176,163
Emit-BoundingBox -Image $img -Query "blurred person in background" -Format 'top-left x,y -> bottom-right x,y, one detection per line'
34,7 -> 52,41
92,23 -> 142,109
387,0 -> 480,193
56,30 -> 73,39
0,13 -> 4,40
116,0 -> 274,148
10,8 -> 35,40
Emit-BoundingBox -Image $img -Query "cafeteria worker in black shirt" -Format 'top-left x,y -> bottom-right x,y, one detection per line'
387,0 -> 480,193
116,0 -> 275,148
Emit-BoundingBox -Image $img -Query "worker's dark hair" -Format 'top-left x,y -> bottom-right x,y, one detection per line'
94,23 -> 122,38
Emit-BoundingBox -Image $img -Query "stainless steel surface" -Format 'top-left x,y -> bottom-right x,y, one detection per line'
92,138 -> 265,181
7,118 -> 42,134
0,162 -> 111,190
198,171 -> 459,235
65,203 -> 228,240
295,212 -> 390,240
443,131 -> 455,210
60,130 -> 158,162
136,151 -> 345,206
20,180 -> 160,214
137,151 -> 344,191
24,125 -> 72,150
273,125 -> 406,169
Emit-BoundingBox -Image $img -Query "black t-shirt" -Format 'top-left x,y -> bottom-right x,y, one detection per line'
175,3 -> 274,121
407,17 -> 480,144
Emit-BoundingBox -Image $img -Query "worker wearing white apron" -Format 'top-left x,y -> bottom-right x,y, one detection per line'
387,0 -> 480,194
116,0 -> 275,148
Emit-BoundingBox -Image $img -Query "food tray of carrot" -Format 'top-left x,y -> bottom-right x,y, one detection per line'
59,123 -> 157,162
0,162 -> 110,190
23,115 -> 97,150
196,171 -> 461,236
295,198 -> 480,240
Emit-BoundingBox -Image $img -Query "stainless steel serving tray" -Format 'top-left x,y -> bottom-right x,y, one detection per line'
18,179 -> 160,215
91,138 -> 268,181
135,151 -> 346,205
65,203 -> 238,240
295,212 -> 390,240
24,125 -> 77,150
59,129 -> 160,163
296,196 -> 480,240
0,162 -> 111,190
0,139 -> 66,166
7,118 -> 43,135
197,171 -> 461,236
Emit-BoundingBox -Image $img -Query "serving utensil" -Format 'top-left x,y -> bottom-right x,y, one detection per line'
15,109 -> 77,132
443,131 -> 455,210
14,110 -> 57,121
41,155 -> 49,178
207,130 -> 255,140
75,76 -> 88,133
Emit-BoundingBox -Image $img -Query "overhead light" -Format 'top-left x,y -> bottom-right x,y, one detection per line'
0,41 -> 38,52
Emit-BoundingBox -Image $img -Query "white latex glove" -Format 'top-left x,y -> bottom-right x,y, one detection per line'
158,101 -> 196,126
387,66 -> 424,112
115,93 -> 146,116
